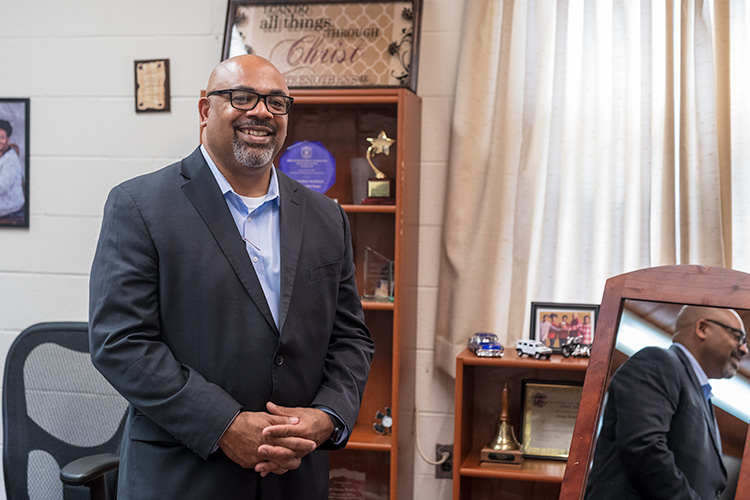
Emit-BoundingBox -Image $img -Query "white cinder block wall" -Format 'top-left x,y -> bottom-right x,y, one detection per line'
0,0 -> 465,498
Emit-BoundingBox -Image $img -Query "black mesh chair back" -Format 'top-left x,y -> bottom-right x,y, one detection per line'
2,322 -> 128,500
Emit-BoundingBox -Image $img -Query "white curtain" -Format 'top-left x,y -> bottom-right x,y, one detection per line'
435,0 -> 741,376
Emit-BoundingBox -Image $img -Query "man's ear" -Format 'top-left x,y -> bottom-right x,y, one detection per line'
695,319 -> 709,340
198,97 -> 210,127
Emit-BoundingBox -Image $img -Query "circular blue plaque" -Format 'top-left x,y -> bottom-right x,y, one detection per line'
278,141 -> 336,194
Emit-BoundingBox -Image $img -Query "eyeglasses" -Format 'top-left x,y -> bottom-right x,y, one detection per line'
705,319 -> 747,346
206,89 -> 294,115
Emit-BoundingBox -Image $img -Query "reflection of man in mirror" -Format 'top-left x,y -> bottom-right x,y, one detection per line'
0,119 -> 25,218
585,305 -> 748,499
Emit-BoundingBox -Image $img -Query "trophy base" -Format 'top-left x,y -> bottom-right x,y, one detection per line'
361,197 -> 395,205
367,177 -> 394,198
479,445 -> 524,468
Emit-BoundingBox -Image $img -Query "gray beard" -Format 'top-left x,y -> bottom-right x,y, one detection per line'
233,136 -> 275,168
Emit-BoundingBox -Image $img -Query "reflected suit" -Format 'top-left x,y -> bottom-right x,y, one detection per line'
585,345 -> 726,500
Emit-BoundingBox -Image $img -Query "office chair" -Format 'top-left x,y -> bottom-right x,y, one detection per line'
2,322 -> 128,500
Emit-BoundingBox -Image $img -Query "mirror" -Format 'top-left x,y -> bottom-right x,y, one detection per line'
559,265 -> 750,500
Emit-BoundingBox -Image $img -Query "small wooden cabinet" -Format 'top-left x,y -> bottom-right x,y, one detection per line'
453,349 -> 588,500
287,88 -> 421,500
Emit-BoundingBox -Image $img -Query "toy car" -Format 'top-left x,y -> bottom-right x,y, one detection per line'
468,332 -> 505,357
515,339 -> 552,359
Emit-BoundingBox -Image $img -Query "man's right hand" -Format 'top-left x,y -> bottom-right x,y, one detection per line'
218,411 -> 316,473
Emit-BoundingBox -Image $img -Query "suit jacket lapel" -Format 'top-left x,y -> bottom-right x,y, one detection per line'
669,346 -> 725,468
277,171 -> 305,332
179,148 -> 277,332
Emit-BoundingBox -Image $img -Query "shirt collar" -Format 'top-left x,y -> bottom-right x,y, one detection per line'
200,144 -> 280,214
673,342 -> 710,387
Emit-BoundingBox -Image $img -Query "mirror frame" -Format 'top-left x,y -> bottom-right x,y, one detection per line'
559,264 -> 750,500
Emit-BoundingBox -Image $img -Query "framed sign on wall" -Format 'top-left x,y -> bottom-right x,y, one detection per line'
221,0 -> 422,91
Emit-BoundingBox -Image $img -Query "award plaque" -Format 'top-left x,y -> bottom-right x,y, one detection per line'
362,247 -> 394,302
362,131 -> 396,205
278,141 -> 336,194
521,381 -> 583,460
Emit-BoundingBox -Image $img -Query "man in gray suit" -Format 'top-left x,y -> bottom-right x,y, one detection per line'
89,54 -> 374,499
585,305 -> 747,499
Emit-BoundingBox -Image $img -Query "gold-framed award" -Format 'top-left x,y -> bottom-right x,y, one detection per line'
521,380 -> 583,460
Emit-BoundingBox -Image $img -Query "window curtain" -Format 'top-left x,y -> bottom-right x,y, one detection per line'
435,0 -> 737,377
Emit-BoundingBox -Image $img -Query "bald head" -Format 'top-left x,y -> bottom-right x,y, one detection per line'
206,55 -> 289,94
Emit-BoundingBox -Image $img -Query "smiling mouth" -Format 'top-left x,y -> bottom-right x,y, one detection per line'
235,119 -> 275,139
238,127 -> 272,137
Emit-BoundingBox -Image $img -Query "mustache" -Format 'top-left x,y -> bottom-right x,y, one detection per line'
234,118 -> 277,134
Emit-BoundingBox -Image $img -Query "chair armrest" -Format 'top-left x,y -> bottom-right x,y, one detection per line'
60,453 -> 119,486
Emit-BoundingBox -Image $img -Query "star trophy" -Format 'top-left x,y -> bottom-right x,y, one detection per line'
361,131 -> 396,205
481,383 -> 524,467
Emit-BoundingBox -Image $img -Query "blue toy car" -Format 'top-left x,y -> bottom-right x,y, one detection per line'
468,332 -> 505,357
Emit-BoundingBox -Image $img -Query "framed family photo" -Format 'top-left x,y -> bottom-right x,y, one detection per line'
530,302 -> 599,353
0,98 -> 30,228
221,0 -> 423,91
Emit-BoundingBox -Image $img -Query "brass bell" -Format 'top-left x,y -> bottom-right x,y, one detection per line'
487,383 -> 521,451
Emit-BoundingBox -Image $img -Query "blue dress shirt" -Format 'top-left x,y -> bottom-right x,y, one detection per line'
201,146 -> 347,445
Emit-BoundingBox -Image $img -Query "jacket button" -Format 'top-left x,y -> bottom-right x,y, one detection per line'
275,355 -> 284,366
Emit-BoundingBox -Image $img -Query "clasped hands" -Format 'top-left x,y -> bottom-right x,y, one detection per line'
218,401 -> 334,477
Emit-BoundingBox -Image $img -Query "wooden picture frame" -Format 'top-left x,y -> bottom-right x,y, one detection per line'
0,98 -> 30,228
559,265 -> 750,500
530,302 -> 599,354
221,0 -> 423,91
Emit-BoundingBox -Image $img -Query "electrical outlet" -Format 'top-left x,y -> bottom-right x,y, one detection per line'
435,444 -> 453,479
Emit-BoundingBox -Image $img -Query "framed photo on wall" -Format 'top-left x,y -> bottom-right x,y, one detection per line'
0,98 -> 30,228
530,302 -> 599,353
221,0 -> 423,91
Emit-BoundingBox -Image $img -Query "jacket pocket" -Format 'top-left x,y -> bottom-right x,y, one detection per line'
308,261 -> 341,282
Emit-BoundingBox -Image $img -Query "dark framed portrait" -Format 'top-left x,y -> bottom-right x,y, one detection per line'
530,302 -> 599,353
0,98 -> 30,228
222,0 -> 422,91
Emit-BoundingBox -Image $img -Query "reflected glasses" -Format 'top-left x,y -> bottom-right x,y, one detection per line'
705,319 -> 747,346
206,89 -> 294,115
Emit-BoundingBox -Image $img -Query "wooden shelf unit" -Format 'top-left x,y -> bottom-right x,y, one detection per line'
454,349 -> 588,500
287,88 -> 421,500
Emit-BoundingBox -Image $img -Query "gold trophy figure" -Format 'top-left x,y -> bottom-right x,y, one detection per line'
481,382 -> 524,466
362,131 -> 396,204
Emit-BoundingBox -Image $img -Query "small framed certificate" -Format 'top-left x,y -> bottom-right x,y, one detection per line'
521,380 -> 583,460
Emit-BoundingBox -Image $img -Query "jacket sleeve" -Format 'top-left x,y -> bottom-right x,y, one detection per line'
89,184 -> 242,459
310,204 -> 375,448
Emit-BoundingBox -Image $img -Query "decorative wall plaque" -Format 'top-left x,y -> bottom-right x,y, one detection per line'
222,0 -> 423,91
134,59 -> 171,113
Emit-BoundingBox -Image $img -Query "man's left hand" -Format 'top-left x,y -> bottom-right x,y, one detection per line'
254,402 -> 335,476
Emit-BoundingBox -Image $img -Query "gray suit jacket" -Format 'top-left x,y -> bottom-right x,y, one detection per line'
89,147 -> 374,499
585,345 -> 726,500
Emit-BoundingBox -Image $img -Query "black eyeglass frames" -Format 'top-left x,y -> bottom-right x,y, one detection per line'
705,318 -> 747,346
206,89 -> 294,115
